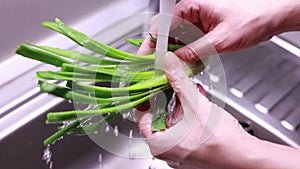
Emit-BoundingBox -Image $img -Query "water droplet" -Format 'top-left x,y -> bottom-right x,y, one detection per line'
122,113 -> 127,121
68,100 -> 72,104
127,111 -> 132,118
122,111 -> 131,121
53,136 -> 64,144
98,153 -> 104,169
42,146 -> 53,168
143,138 -> 147,144
148,157 -> 156,169
49,161 -> 53,169
128,150 -> 135,160
148,164 -> 156,169
104,125 -> 110,133
114,125 -> 119,137
128,129 -> 133,147
119,81 -> 127,88
98,153 -> 102,163
84,104 -> 98,110
129,130 -> 133,139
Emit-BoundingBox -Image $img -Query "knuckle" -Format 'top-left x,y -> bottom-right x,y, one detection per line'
183,46 -> 199,63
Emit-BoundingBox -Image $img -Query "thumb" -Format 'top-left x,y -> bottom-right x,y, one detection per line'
163,52 -> 201,118
134,109 -> 153,138
174,34 -> 217,63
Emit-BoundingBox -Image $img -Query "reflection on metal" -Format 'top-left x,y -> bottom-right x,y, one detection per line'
281,121 -> 295,131
0,93 -> 63,140
271,36 -> 300,58
255,103 -> 269,114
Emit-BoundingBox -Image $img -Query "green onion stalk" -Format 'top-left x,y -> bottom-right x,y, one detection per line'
15,18 -> 205,146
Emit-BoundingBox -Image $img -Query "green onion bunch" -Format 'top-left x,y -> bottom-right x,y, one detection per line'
15,18 -> 204,146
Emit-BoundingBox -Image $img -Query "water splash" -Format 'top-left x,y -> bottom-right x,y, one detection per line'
128,129 -> 133,147
98,153 -> 102,163
84,104 -> 99,111
128,150 -> 135,160
104,125 -> 110,133
148,157 -> 156,169
148,164 -> 156,169
42,145 -> 53,169
113,125 -> 119,137
49,161 -> 53,169
98,153 -> 103,169
128,130 -> 133,139
122,113 -> 127,121
51,135 -> 64,145
122,111 -> 131,121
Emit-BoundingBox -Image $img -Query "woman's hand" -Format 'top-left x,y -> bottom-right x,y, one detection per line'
136,52 -> 300,169
138,0 -> 300,63
136,52 -> 257,169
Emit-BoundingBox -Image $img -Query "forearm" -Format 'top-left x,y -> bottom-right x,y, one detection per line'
251,138 -> 300,169
274,0 -> 300,33
219,136 -> 300,169
187,130 -> 300,169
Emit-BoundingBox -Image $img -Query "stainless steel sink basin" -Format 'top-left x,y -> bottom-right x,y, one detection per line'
0,100 -> 171,169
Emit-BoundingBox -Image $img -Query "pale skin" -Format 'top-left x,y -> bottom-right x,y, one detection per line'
136,0 -> 300,168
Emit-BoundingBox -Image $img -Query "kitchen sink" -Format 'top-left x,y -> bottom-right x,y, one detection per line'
1,0 -> 300,169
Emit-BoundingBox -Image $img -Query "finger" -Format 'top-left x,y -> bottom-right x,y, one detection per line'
175,23 -> 204,44
137,15 -> 158,55
137,34 -> 156,55
166,160 -> 181,168
163,52 -> 198,98
171,0 -> 219,63
163,52 -> 200,116
174,33 -> 217,63
172,0 -> 203,26
138,11 -> 184,55
197,84 -> 207,98
134,110 -> 153,138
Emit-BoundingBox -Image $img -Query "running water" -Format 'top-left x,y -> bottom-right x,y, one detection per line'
98,153 -> 106,169
42,145 -> 53,169
98,153 -> 103,169
128,129 -> 133,147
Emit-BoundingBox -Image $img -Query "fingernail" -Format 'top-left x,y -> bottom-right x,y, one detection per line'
164,52 -> 178,71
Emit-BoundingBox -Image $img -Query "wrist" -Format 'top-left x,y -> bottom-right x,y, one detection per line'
271,0 -> 300,34
184,115 -> 262,169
